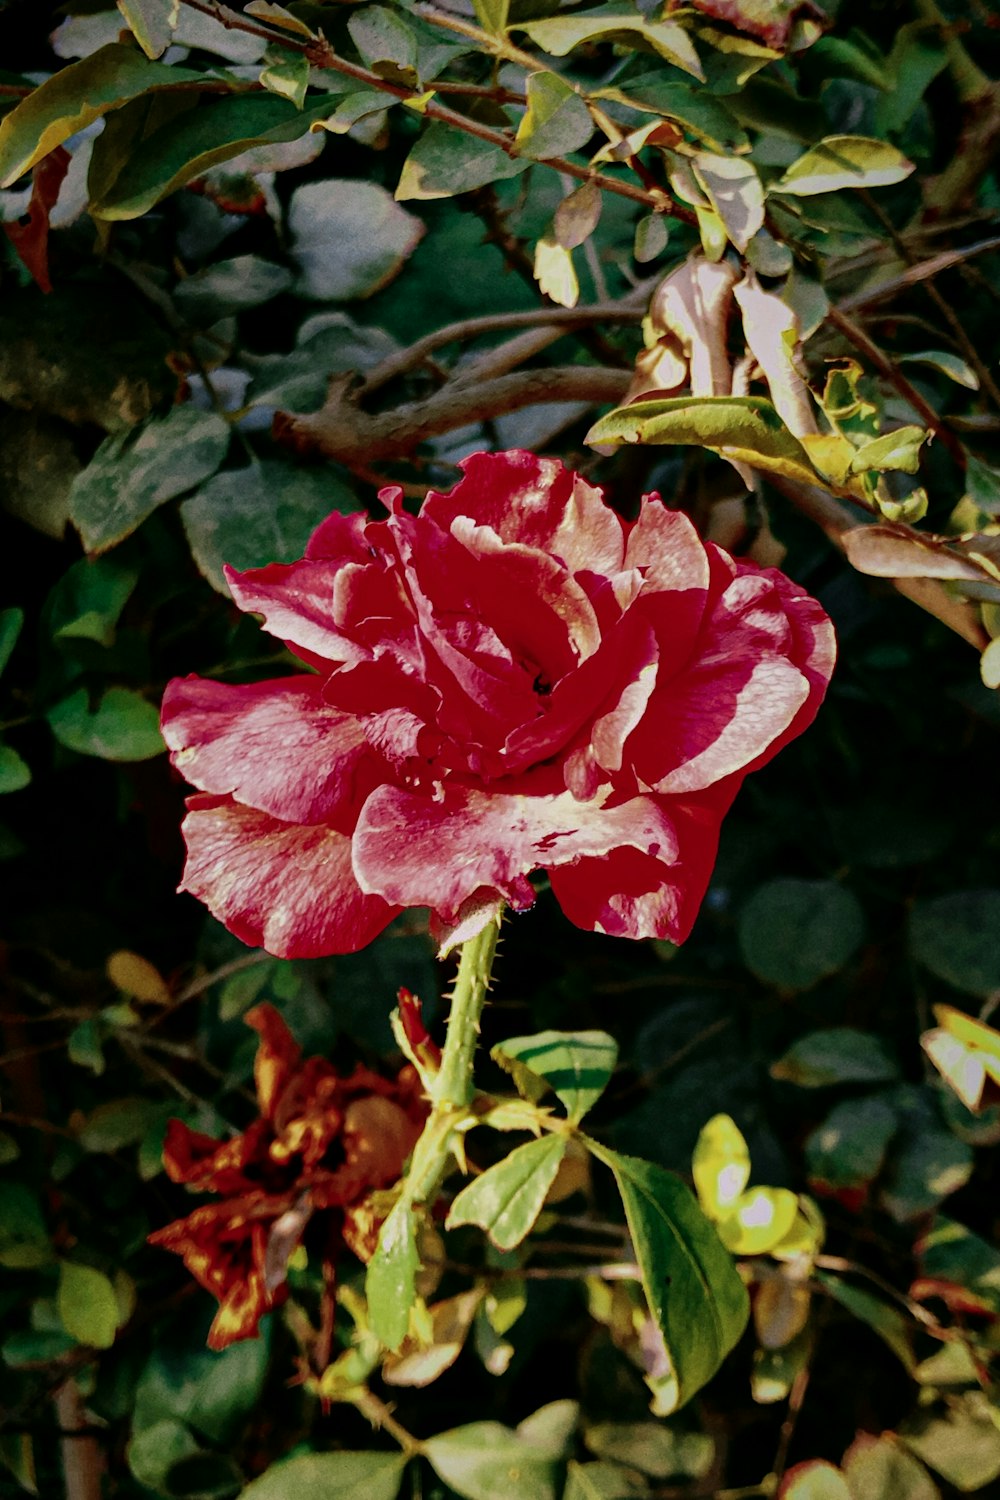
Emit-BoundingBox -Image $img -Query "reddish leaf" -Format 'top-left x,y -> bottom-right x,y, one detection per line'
3,145 -> 71,292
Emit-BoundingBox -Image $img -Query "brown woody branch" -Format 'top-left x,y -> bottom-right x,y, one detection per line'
360,301 -> 649,396
276,366 -> 632,463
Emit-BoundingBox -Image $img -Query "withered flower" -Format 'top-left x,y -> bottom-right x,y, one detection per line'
149,1004 -> 426,1349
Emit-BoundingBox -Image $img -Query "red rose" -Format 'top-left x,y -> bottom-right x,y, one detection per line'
162,451 -> 834,957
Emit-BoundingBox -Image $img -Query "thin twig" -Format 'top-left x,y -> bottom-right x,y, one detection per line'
834,235 -> 1000,314
857,193 -> 1000,411
174,0 -> 694,219
361,298 -> 650,396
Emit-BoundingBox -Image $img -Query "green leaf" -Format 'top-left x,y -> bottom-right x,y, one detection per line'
779,1463 -> 852,1499
312,90 -> 396,136
634,214 -> 669,263
691,152 -> 764,252
447,1136 -> 567,1250
586,396 -> 823,489
563,1460 -> 648,1499
134,1328 -> 270,1443
49,555 -> 139,647
396,122 -> 528,200
773,134 -> 914,196
68,1018 -> 106,1075
842,1434 -> 940,1500
0,1183 -> 52,1269
0,606 -> 24,677
424,1421 -> 561,1500
849,425 -> 927,475
517,10 -> 704,80
910,891 -> 1000,998
814,1272 -> 914,1372
78,1097 -> 165,1153
899,350 -> 979,391
0,744 -> 30,794
174,256 -> 294,319
181,462 -> 353,596
471,0 -> 509,36
492,1030 -> 618,1123
128,1422 -> 201,1494
966,456 -> 1000,515
240,1451 -> 407,1500
805,1095 -> 899,1190
0,288 -> 176,434
70,406 -> 230,553
901,1394 -> 1000,1492
289,180 -> 424,300
595,74 -> 747,152
739,879 -> 865,992
0,43 -> 210,186
116,0 -> 175,59
365,1199 -> 420,1350
584,1423 -> 712,1480
515,73 -> 593,160
917,1216 -> 1000,1317
771,1029 -> 899,1088
58,1261 -> 121,1348
880,1094 -> 973,1221
47,687 -> 165,762
348,7 -> 419,76
89,91 -> 350,220
554,182 -> 602,250
585,1142 -> 750,1411
260,46 -> 310,110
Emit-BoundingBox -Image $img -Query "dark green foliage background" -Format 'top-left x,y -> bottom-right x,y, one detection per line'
2,0 -> 1000,1496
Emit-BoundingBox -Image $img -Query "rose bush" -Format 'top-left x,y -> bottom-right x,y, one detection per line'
162,451 -> 835,956
149,1004 -> 426,1349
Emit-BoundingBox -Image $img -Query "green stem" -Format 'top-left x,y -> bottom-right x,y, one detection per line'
432,914 -> 502,1110
365,911 -> 503,1347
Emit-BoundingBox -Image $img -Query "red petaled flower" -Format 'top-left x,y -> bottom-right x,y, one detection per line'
148,1004 -> 426,1349
162,451 -> 835,957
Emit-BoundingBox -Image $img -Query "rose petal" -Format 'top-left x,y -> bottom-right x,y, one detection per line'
161,1116 -> 272,1195
420,450 -> 626,576
630,571 -> 818,793
305,508 -> 370,561
245,1004 -> 302,1121
224,559 -> 364,668
549,784 -> 738,943
450,515 -> 602,668
353,781 -> 680,919
180,794 -> 399,957
735,567 -> 836,770
162,675 -> 378,827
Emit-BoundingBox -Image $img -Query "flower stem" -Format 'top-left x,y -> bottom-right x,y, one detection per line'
366,911 -> 503,1348
432,913 -> 502,1111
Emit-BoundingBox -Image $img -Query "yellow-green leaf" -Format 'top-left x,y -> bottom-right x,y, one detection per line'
774,134 -> 914,196
447,1135 -> 567,1250
692,1114 -> 751,1219
0,44 -> 210,186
